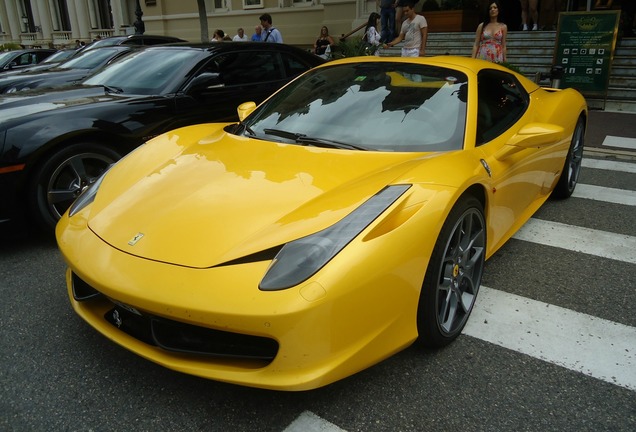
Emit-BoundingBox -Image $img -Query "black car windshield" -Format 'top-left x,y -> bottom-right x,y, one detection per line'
243,62 -> 468,152
0,52 -> 19,67
84,38 -> 122,50
57,47 -> 125,70
83,48 -> 202,95
41,49 -> 77,64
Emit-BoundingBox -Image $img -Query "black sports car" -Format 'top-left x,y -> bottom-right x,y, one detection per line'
0,46 -> 136,93
81,34 -> 186,52
0,42 -> 324,232
0,49 -> 56,73
4,48 -> 81,74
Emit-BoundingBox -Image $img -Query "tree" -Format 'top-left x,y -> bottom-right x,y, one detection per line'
197,0 -> 210,42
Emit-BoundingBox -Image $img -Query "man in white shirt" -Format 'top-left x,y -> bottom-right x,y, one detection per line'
233,28 -> 249,42
382,1 -> 427,57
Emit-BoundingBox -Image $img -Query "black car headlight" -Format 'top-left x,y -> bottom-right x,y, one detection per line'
68,168 -> 109,217
259,185 -> 411,291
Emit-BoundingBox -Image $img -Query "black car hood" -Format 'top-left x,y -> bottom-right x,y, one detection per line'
0,68 -> 91,91
0,86 -> 130,123
0,63 -> 58,76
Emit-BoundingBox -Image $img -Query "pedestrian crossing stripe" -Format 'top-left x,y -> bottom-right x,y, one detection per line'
582,158 -> 636,173
602,136 -> 636,150
573,184 -> 636,206
284,411 -> 345,432
463,286 -> 636,391
513,218 -> 636,264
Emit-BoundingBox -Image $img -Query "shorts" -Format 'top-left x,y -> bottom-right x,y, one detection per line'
401,47 -> 420,57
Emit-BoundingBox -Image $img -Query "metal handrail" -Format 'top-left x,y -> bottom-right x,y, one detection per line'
339,22 -> 366,42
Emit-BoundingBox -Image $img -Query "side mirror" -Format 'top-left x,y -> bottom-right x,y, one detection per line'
237,101 -> 256,122
187,72 -> 223,92
495,123 -> 564,160
6,61 -> 18,70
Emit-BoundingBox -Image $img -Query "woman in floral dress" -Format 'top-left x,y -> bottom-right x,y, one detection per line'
472,0 -> 507,63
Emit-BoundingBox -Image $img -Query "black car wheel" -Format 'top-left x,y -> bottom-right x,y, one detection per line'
29,143 -> 121,231
552,115 -> 585,199
417,196 -> 486,348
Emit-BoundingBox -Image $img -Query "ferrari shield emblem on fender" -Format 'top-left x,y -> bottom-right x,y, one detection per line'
480,159 -> 492,177
128,232 -> 144,246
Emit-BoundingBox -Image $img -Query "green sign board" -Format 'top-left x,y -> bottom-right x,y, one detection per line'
554,11 -> 620,96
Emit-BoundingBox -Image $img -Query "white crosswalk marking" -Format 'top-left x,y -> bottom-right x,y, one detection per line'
513,218 -> 636,264
573,184 -> 636,205
602,136 -> 636,150
463,286 -> 636,391
582,158 -> 636,173
284,411 -> 346,432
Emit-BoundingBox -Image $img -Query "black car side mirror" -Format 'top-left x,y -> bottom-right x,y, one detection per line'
188,72 -> 223,93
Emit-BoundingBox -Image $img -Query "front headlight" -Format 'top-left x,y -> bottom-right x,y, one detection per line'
68,168 -> 110,217
259,185 -> 411,291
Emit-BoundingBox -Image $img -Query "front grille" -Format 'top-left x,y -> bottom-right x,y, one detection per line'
151,316 -> 278,360
72,273 -> 103,301
73,273 -> 279,362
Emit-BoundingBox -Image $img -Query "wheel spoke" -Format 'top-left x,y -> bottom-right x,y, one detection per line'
461,224 -> 482,263
459,213 -> 474,249
446,229 -> 461,261
463,228 -> 485,271
47,188 -> 79,205
441,260 -> 454,285
438,287 -> 458,333
464,246 -> 485,279
68,156 -> 90,183
459,278 -> 477,313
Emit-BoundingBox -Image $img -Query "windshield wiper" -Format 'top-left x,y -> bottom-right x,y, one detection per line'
263,128 -> 302,141
263,128 -> 369,151
296,136 -> 370,151
102,84 -> 123,94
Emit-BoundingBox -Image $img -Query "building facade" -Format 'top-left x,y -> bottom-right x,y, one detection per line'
0,0 -> 378,48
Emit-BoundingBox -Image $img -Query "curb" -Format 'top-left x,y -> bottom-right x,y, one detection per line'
584,146 -> 636,161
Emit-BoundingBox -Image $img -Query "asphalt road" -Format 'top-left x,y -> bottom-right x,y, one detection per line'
1,120 -> 635,431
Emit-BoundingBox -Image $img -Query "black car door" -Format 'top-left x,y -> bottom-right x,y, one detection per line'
172,49 -> 289,128
6,52 -> 39,71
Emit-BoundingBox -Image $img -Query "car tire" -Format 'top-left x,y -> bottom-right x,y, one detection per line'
417,196 -> 486,348
552,115 -> 585,199
29,142 -> 121,231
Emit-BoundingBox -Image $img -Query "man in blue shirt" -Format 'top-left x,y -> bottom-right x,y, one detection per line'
259,13 -> 283,43
251,25 -> 262,41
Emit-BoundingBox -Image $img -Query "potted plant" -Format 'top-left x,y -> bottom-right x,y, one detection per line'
420,0 -> 481,32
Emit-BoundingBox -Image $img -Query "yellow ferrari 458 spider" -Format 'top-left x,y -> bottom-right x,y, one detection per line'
57,56 -> 587,391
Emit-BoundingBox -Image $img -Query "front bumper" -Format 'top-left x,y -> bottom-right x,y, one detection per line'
57,216 -> 426,390
0,166 -> 26,225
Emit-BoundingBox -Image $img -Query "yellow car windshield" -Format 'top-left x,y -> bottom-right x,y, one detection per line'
243,62 -> 468,152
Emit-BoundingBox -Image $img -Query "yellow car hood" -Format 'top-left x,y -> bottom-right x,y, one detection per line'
88,127 -> 436,268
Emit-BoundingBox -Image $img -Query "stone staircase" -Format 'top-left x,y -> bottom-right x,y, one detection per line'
381,31 -> 636,112
605,37 -> 636,112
